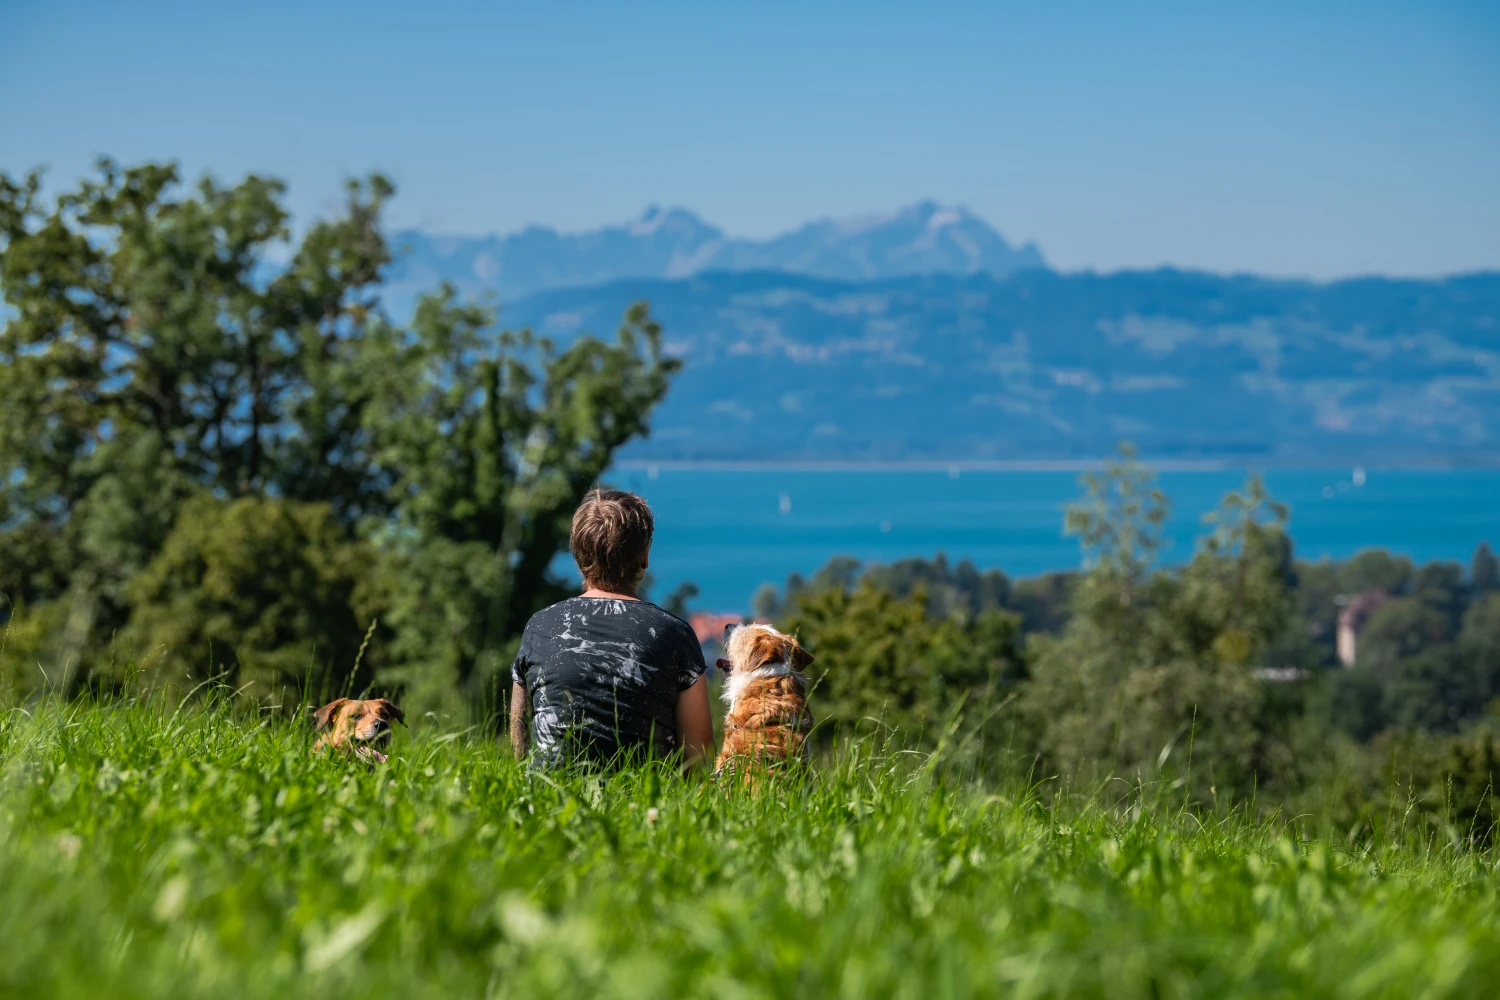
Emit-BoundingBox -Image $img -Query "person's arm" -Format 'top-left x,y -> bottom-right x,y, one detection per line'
509,681 -> 530,761
675,674 -> 714,771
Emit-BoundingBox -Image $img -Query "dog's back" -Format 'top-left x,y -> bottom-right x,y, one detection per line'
714,624 -> 815,780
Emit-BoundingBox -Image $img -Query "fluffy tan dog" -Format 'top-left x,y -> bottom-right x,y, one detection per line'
311,698 -> 404,763
714,623 -> 815,780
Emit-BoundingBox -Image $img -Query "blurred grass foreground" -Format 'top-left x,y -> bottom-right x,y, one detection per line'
3,695 -> 1498,1000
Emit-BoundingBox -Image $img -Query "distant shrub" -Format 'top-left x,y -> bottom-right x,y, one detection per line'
1357,597 -> 1450,678
781,582 -> 1023,747
0,597 -> 70,704
125,495 -> 380,704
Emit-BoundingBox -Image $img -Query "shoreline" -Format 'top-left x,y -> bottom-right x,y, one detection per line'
613,458 -> 1500,473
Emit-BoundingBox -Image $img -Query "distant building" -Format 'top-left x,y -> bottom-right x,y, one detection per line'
689,612 -> 747,671
688,612 -> 770,677
1336,591 -> 1389,668
689,612 -> 747,647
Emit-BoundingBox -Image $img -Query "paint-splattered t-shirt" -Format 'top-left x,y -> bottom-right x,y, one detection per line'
511,597 -> 707,767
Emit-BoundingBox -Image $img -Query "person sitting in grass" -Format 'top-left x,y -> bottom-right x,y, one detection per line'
509,489 -> 714,770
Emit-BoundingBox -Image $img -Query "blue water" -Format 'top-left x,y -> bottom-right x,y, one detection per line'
572,467 -> 1500,612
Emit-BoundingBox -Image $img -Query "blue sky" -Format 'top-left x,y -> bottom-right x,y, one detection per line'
2,0 -> 1497,278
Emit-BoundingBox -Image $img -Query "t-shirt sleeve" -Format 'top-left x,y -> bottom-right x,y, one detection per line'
677,622 -> 708,691
510,624 -> 534,689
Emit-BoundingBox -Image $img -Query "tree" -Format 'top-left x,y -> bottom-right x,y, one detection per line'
1412,561 -> 1467,634
1384,647 -> 1485,733
661,581 -> 700,619
1472,542 -> 1499,595
1022,452 -> 1294,795
125,496 -> 378,702
862,553 -> 1012,620
1458,593 -> 1500,712
757,553 -> 1020,625
1009,572 -> 1075,635
0,160 -> 393,691
1,159 -> 680,708
1324,591 -> 1500,741
357,293 -> 679,712
1340,550 -> 1415,598
1325,667 -> 1388,742
781,583 -> 1022,745
1356,598 -> 1449,678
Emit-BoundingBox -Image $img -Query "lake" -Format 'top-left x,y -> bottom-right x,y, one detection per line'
574,466 -> 1500,612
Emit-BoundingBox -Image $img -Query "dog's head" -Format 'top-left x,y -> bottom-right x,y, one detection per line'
312,698 -> 404,762
717,623 -> 813,677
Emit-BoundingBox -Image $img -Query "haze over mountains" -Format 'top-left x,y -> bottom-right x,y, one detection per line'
384,204 -> 1500,464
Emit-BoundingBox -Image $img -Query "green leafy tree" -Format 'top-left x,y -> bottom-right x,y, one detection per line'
1371,574 -> 1500,732
1459,593 -> 1500,698
1325,667 -> 1389,742
781,582 -> 1023,745
1,159 -> 679,708
661,581 -> 700,619
1413,561 -> 1467,634
1356,597 -> 1449,678
1435,731 -> 1500,844
1340,550 -> 1415,598
358,293 -> 679,712
862,553 -> 1012,620
1324,594 -> 1500,740
1384,646 -> 1484,733
0,159 -> 392,692
1022,451 -> 1293,795
1009,571 -> 1075,635
1472,542 -> 1499,595
125,496 -> 379,701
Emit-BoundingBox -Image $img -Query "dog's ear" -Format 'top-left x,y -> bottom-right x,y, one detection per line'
377,699 -> 406,727
791,645 -> 814,671
312,698 -> 349,732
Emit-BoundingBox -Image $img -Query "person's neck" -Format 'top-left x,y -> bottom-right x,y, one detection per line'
580,586 -> 640,601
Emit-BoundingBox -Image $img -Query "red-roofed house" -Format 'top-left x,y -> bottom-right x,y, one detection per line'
689,612 -> 746,648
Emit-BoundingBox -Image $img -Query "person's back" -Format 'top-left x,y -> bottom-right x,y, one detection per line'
509,489 -> 713,769
512,596 -> 704,766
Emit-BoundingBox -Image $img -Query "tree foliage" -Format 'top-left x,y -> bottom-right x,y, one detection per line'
1022,452 -> 1294,793
781,583 -> 1023,745
0,159 -> 677,711
125,496 -> 377,700
360,293 -> 678,708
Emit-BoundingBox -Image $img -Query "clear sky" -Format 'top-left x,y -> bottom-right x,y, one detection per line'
3,0 -> 1497,278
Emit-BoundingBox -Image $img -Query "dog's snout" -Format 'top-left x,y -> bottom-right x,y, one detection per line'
722,622 -> 741,642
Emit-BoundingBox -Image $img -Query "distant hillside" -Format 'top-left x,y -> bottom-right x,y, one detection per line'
494,269 -> 1500,463
385,201 -> 1044,303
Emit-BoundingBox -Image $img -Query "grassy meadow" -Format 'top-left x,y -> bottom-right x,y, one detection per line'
1,697 -> 1497,999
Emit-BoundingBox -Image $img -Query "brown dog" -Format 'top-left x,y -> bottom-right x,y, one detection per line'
714,623 -> 815,780
311,698 -> 404,763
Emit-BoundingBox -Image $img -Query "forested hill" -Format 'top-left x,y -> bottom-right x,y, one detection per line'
491,267 -> 1500,463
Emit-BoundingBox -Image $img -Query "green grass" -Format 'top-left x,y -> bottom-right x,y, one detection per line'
2,698 -> 1498,999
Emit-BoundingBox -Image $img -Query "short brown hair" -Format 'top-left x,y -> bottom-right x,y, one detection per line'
570,489 -> 654,592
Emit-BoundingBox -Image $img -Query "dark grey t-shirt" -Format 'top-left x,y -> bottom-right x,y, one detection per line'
511,597 -> 707,766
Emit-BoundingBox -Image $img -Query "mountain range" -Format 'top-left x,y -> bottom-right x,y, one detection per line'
387,201 -> 1045,303
382,204 -> 1500,463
